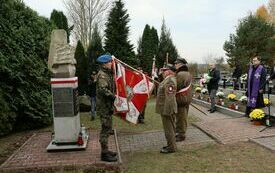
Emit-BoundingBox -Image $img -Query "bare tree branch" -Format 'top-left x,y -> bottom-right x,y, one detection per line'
63,0 -> 112,48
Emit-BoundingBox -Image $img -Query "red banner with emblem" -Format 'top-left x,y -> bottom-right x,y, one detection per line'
114,61 -> 154,124
114,62 -> 129,113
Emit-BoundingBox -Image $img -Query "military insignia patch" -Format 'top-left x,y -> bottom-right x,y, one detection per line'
167,85 -> 174,94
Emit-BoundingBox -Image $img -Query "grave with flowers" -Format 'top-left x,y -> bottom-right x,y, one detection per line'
192,86 -> 272,118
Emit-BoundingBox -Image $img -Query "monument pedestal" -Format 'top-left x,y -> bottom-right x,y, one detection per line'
47,77 -> 88,151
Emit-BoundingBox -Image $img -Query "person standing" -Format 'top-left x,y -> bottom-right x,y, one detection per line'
89,71 -> 97,120
96,54 -> 117,162
174,57 -> 192,142
156,64 -> 178,153
207,62 -> 220,113
232,63 -> 242,90
245,56 -> 267,116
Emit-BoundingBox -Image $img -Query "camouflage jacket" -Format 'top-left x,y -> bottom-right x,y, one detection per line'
96,67 -> 116,116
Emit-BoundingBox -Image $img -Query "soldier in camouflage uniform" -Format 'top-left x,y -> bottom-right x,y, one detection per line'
96,54 -> 117,162
156,64 -> 178,153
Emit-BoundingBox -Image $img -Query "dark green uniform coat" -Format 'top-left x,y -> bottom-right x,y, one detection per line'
156,75 -> 177,151
175,69 -> 192,139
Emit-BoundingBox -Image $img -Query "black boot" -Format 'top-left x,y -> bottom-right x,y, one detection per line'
101,152 -> 118,162
109,129 -> 115,135
107,150 -> 117,157
160,147 -> 175,154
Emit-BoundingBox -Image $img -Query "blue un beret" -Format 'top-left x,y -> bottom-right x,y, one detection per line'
96,54 -> 112,63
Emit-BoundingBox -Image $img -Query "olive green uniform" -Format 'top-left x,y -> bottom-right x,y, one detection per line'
175,71 -> 192,139
96,67 -> 116,153
156,75 -> 177,151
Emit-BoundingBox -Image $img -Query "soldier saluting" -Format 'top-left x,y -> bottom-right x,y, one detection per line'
156,64 -> 178,153
96,54 -> 117,162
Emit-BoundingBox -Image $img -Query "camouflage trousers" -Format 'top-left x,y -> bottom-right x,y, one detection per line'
99,114 -> 113,153
175,106 -> 189,138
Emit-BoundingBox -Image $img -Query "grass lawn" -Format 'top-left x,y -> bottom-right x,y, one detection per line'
80,98 -> 199,133
124,142 -> 275,173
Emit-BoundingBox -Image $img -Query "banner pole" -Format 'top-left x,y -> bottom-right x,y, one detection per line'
112,56 -> 159,84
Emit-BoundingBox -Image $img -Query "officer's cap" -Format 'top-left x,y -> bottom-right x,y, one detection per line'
174,56 -> 188,64
96,54 -> 112,64
161,64 -> 175,72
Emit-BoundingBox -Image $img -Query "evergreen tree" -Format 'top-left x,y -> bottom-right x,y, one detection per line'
50,9 -> 72,43
104,0 -> 136,65
157,19 -> 178,68
136,36 -> 142,66
151,27 -> 159,55
75,41 -> 88,95
87,24 -> 104,74
139,24 -> 152,71
0,0 -> 54,134
224,14 -> 274,70
137,24 -> 159,72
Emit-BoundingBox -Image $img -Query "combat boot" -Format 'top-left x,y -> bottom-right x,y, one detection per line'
109,129 -> 115,135
160,147 -> 176,154
107,150 -> 117,157
101,152 -> 118,162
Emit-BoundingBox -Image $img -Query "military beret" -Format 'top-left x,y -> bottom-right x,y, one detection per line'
174,57 -> 188,64
96,54 -> 112,63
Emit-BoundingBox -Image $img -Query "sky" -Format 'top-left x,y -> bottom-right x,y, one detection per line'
23,0 -> 269,63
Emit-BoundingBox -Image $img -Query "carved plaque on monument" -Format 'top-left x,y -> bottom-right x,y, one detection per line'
52,88 -> 79,117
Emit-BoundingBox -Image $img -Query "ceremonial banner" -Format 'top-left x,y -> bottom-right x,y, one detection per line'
114,61 -> 154,124
114,62 -> 129,113
124,68 -> 150,124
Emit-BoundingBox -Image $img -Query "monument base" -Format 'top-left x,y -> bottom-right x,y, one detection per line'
46,128 -> 89,151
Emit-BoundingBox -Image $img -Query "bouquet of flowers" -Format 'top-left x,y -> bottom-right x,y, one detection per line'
249,109 -> 265,120
195,87 -> 201,93
201,88 -> 208,95
239,96 -> 247,103
227,93 -> 237,101
240,74 -> 247,83
204,74 -> 212,83
216,91 -> 225,99
264,98 -> 271,106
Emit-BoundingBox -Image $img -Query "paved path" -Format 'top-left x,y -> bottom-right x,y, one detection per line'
0,131 -> 120,172
117,126 -> 215,152
191,103 -> 275,145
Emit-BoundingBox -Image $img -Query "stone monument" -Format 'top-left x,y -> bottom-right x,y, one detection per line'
48,30 -> 76,78
47,29 -> 88,151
